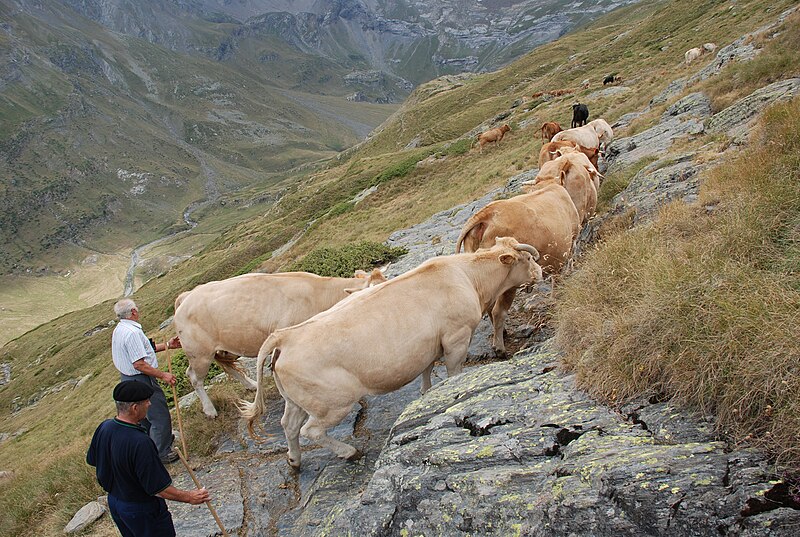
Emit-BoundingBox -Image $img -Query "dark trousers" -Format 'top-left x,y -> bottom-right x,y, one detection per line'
120,373 -> 173,459
108,495 -> 175,537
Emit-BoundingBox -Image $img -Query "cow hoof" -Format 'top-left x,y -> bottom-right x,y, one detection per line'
287,457 -> 301,469
492,348 -> 508,359
345,449 -> 363,462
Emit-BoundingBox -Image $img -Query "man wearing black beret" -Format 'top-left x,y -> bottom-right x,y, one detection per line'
87,381 -> 210,537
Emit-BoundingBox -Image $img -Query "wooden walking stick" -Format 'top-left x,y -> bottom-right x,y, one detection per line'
175,448 -> 230,537
164,342 -> 189,461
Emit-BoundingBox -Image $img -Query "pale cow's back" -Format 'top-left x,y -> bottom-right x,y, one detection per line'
534,156 -> 597,224
551,125 -> 600,150
175,272 -> 368,358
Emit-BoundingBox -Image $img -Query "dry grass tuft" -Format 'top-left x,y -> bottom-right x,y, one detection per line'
555,99 -> 800,468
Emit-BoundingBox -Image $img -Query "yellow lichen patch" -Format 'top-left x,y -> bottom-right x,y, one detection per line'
476,445 -> 495,458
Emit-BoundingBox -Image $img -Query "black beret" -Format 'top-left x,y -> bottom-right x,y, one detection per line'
113,381 -> 154,402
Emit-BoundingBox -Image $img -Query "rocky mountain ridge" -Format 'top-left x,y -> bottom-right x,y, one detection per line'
61,0 -> 642,93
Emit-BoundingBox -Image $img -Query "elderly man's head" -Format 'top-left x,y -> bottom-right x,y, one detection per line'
114,299 -> 138,320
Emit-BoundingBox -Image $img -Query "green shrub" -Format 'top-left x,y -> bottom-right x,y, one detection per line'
235,251 -> 273,275
288,241 -> 408,277
328,201 -> 355,218
372,152 -> 433,186
159,349 -> 224,404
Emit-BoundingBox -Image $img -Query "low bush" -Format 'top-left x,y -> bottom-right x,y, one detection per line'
160,349 -> 224,402
288,241 -> 407,277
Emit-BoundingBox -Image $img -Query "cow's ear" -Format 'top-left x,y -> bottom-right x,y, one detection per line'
499,253 -> 515,265
354,270 -> 367,278
559,170 -> 567,185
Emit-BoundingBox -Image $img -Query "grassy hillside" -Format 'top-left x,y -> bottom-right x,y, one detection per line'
1,0 -> 798,534
0,3 -> 384,271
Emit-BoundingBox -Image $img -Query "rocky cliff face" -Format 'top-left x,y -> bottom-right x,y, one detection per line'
59,0 -> 642,93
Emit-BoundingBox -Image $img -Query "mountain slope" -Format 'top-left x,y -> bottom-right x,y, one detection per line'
1,0 -> 798,534
0,0 -> 637,345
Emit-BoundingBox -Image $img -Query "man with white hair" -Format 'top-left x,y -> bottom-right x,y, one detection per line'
112,298 -> 181,464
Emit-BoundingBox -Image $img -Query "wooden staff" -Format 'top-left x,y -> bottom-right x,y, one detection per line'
164,342 -> 189,461
175,448 -> 229,537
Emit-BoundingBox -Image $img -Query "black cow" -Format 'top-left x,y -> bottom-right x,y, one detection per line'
603,74 -> 615,85
571,103 -> 589,128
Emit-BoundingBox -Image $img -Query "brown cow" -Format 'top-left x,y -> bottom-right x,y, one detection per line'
455,175 -> 580,353
477,124 -> 511,151
540,122 -> 562,143
174,268 -> 387,417
241,237 -> 542,467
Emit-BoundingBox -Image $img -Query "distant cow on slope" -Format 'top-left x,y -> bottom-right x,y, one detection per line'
477,124 -> 511,151
571,103 -> 589,128
540,122 -> 562,143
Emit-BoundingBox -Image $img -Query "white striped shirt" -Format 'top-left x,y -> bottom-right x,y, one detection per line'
111,319 -> 157,376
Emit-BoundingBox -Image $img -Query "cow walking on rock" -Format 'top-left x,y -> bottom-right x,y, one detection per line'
241,238 -> 542,468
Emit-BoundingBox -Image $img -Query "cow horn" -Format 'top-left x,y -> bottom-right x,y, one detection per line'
514,243 -> 540,261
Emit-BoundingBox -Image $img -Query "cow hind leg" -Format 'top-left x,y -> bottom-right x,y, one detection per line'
280,399 -> 308,469
301,407 -> 360,461
491,288 -> 518,355
420,362 -> 434,394
441,325 -> 474,378
186,356 -> 218,418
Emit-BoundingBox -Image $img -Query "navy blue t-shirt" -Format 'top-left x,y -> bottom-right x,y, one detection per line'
87,418 -> 172,502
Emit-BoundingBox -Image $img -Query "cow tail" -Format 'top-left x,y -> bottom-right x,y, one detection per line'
240,335 -> 279,440
456,211 -> 488,253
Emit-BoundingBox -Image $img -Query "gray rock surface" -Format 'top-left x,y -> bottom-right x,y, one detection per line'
320,344 -> 800,536
609,153 -> 706,224
606,92 -> 711,168
706,78 -> 800,143
63,501 -> 105,534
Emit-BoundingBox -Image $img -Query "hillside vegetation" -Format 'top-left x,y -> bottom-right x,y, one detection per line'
1,0 -> 798,534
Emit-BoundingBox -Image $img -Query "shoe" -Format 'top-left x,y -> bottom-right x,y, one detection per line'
160,451 -> 180,464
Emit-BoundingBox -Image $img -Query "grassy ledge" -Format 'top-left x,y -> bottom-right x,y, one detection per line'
555,98 -> 800,468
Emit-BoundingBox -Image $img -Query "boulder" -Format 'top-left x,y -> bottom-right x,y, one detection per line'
63,501 -> 105,534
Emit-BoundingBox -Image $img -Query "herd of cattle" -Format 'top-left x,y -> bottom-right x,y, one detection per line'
170,108 -> 613,468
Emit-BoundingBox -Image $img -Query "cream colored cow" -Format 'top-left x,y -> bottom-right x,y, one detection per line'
174,268 -> 386,417
552,118 -> 613,151
241,238 -> 541,468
